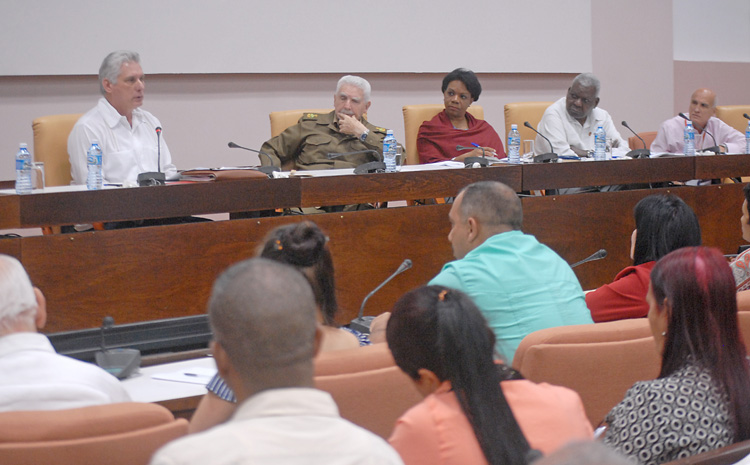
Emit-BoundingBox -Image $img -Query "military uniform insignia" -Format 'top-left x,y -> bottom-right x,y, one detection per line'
303,113 -> 319,120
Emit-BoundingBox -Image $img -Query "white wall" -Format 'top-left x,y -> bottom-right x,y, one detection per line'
0,0 -> 712,182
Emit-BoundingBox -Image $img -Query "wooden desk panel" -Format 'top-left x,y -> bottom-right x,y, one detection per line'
299,166 -> 521,206
521,157 -> 695,191
695,155 -> 750,180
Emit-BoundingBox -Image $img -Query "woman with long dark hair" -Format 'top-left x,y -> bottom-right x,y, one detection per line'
386,286 -> 592,465
603,246 -> 750,464
586,194 -> 701,322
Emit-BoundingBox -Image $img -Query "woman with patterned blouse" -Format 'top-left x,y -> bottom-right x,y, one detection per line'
603,246 -> 750,464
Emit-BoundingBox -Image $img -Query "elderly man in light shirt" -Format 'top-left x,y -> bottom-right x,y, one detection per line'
68,50 -> 178,186
651,88 -> 745,154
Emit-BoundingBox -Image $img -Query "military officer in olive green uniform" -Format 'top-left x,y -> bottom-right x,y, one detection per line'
260,75 -> 388,171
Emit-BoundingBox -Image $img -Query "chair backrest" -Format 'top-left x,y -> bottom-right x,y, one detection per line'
402,104 -> 484,165
0,402 -> 188,465
31,113 -> 82,187
269,108 -> 334,138
314,342 -> 396,376
628,131 -> 657,151
512,319 -> 660,427
315,365 -> 422,439
715,105 -> 750,134
503,101 -> 553,145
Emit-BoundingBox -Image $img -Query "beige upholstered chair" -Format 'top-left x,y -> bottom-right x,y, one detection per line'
268,108 -> 334,138
315,365 -> 422,439
31,113 -> 82,187
715,105 -> 750,134
0,402 -> 188,465
31,113 -> 105,234
402,104 -> 484,165
512,319 -> 659,426
628,131 -> 657,151
503,101 -> 553,145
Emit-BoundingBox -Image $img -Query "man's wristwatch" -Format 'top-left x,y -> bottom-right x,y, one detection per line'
360,129 -> 369,142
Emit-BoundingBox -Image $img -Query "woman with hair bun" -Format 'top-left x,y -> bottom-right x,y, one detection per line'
603,247 -> 750,464
386,285 -> 593,465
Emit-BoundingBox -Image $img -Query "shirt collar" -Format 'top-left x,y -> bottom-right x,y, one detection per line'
97,97 -> 143,130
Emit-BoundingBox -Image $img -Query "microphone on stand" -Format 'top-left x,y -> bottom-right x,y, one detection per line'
679,113 -> 722,154
456,145 -> 489,167
743,113 -> 750,121
570,249 -> 608,268
349,259 -> 412,333
227,142 -> 280,175
137,127 -> 168,186
94,316 -> 141,380
621,121 -> 651,158
523,122 -> 558,163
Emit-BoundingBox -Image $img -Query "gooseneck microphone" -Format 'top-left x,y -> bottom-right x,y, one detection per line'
137,127 -> 167,186
94,316 -> 141,380
621,121 -> 651,158
349,259 -> 412,333
679,113 -> 721,154
227,142 -> 280,175
523,121 -> 558,163
743,113 -> 750,121
456,145 -> 489,167
571,249 -> 608,268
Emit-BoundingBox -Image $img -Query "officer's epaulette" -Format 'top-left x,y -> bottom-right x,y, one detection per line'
374,126 -> 387,133
301,113 -> 320,121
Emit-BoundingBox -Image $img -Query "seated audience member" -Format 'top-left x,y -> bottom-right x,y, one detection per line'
429,181 -> 592,361
603,247 -> 750,465
386,286 -> 593,465
531,441 -> 631,465
150,259 -> 403,465
260,75 -> 389,170
68,50 -> 178,185
651,88 -> 745,154
189,221 -> 365,433
417,68 -> 505,163
730,184 -> 750,291
535,73 -> 629,159
586,194 -> 701,322
0,255 -> 130,411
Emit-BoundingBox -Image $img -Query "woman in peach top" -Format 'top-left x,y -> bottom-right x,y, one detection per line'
386,286 -> 593,465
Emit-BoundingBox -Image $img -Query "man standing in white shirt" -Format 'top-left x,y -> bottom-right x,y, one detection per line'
150,258 -> 403,465
0,255 -> 130,412
68,50 -> 178,186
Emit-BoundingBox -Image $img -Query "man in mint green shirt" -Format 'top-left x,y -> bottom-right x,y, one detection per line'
430,181 -> 593,361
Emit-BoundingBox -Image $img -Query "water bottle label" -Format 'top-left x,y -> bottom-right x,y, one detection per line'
16,159 -> 25,171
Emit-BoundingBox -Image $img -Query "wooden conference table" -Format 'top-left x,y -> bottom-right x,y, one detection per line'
0,155 -> 747,333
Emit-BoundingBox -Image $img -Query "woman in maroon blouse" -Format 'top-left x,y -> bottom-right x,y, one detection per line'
417,68 -> 505,164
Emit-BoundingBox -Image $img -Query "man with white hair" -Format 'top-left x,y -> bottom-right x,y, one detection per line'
536,73 -> 629,158
260,75 -> 390,170
0,255 -> 130,411
68,50 -> 178,185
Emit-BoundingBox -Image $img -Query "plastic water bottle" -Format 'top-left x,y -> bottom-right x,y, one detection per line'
87,140 -> 103,190
507,124 -> 521,164
594,126 -> 606,161
383,130 -> 397,173
15,143 -> 32,195
745,120 -> 750,154
684,121 -> 695,156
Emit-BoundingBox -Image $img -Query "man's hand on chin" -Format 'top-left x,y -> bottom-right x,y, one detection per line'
337,113 -> 366,138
